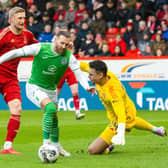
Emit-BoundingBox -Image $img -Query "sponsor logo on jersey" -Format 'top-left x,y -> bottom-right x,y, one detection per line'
48,65 -> 57,72
42,56 -> 48,59
42,70 -> 56,75
42,65 -> 57,75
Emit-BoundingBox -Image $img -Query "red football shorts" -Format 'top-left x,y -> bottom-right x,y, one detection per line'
0,78 -> 21,103
57,69 -> 78,89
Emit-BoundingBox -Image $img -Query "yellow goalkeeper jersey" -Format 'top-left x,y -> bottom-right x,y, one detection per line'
80,61 -> 136,124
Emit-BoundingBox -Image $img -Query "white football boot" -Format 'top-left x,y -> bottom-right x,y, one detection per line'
76,113 -> 85,120
155,126 -> 167,136
56,143 -> 71,157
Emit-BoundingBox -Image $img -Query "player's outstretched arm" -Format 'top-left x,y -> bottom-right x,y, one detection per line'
0,48 -> 24,64
80,61 -> 90,72
110,97 -> 126,145
69,54 -> 96,94
0,43 -> 41,64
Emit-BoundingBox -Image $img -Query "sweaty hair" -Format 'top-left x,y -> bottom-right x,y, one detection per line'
89,60 -> 107,76
56,31 -> 71,38
9,7 -> 25,18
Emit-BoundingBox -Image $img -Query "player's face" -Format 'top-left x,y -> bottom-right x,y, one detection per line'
55,35 -> 70,54
88,68 -> 103,85
11,12 -> 26,31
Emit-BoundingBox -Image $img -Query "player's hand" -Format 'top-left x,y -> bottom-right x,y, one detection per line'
111,123 -> 125,145
68,41 -> 74,49
87,87 -> 97,96
111,133 -> 125,145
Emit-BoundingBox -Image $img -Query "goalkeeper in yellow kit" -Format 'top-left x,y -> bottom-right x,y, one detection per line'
80,60 -> 167,155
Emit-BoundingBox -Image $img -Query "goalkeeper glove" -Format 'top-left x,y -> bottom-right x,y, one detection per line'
111,123 -> 125,145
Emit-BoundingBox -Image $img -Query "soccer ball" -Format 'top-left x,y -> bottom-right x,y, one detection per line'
38,144 -> 59,163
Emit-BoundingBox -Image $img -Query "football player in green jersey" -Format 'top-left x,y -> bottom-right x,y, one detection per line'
0,31 -> 95,156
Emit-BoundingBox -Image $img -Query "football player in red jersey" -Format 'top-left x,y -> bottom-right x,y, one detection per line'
0,7 -> 38,155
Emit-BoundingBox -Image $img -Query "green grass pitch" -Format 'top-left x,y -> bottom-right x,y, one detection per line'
0,110 -> 168,168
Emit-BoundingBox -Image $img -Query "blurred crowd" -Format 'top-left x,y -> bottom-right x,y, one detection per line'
0,0 -> 168,58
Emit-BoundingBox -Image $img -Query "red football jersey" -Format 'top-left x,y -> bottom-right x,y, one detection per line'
57,67 -> 78,89
0,27 -> 38,79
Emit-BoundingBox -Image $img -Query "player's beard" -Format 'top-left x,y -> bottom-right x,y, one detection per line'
60,48 -> 66,54
56,45 -> 66,54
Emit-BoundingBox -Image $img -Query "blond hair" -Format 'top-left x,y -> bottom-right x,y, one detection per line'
8,6 -> 25,18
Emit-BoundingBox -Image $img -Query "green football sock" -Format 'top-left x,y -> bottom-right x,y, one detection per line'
43,102 -> 57,140
50,116 -> 59,143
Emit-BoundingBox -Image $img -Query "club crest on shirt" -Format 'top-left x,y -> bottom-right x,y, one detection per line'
101,93 -> 106,99
11,39 -> 15,43
61,58 -> 67,65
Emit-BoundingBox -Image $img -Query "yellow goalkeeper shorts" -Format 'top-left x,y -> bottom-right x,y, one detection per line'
100,121 -> 117,145
100,118 -> 136,144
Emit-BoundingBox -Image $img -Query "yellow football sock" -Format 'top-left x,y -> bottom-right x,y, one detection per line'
134,117 -> 153,131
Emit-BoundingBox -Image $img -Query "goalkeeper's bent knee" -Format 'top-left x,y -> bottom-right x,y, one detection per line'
44,102 -> 57,116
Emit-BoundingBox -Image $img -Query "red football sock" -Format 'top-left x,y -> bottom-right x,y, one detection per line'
5,114 -> 21,142
73,95 -> 80,110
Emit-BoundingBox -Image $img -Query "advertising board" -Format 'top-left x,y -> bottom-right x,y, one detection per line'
0,58 -> 167,111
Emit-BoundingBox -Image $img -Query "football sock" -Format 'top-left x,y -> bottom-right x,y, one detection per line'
51,142 -> 59,147
43,139 -> 50,145
152,126 -> 161,133
73,95 -> 80,114
43,102 -> 57,140
4,141 -> 12,150
50,115 -> 59,143
75,110 -> 80,115
134,117 -> 153,131
5,114 -> 21,143
103,145 -> 114,154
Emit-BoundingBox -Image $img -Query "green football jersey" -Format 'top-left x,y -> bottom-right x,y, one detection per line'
28,43 -> 71,90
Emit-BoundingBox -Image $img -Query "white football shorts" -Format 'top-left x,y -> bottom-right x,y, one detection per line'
26,82 -> 58,108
